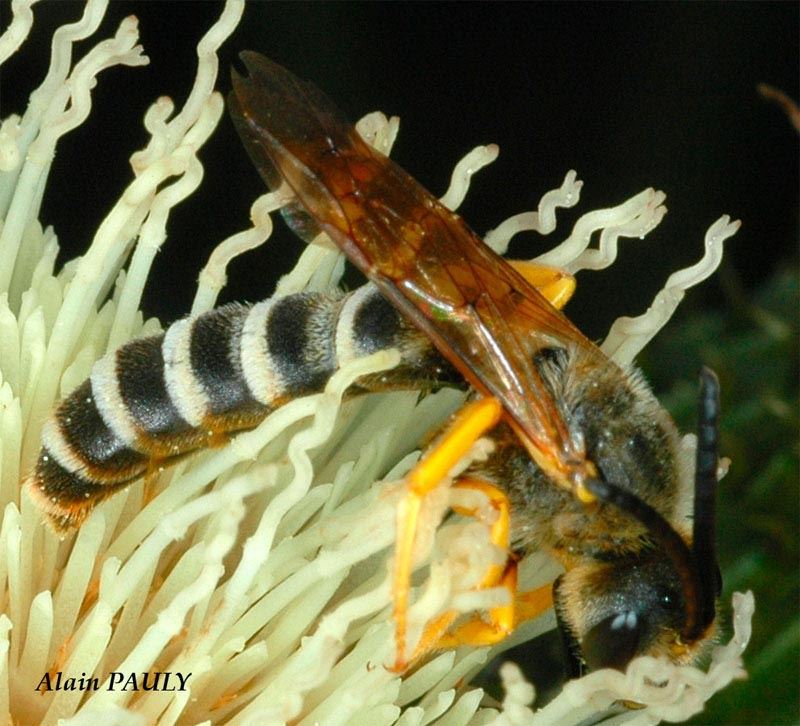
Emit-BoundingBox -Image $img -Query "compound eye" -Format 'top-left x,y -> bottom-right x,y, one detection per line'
581,610 -> 645,671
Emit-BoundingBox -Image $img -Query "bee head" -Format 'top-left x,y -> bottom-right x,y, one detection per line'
555,367 -> 722,674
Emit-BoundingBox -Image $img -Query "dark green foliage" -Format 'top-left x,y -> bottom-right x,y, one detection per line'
640,267 -> 799,725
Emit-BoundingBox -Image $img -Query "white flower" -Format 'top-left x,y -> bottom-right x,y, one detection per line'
0,2 -> 751,723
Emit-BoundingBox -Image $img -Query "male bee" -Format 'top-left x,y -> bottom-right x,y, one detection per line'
28,53 -> 723,677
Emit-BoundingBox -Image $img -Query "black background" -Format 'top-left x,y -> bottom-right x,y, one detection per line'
4,1 -> 797,342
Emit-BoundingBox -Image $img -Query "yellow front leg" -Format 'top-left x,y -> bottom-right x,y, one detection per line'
401,477 -> 555,667
432,574 -> 554,650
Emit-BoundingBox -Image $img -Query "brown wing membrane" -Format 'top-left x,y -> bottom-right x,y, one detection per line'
230,52 -> 607,483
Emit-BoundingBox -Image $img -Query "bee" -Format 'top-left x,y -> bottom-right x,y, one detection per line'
227,53 -> 723,674
28,52 -> 722,678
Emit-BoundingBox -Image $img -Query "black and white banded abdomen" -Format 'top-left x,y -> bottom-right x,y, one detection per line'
28,285 -> 458,531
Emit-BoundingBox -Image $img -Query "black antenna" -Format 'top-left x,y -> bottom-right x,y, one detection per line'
691,367 -> 721,637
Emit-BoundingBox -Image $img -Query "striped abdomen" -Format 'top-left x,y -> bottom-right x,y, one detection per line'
29,285 -> 458,531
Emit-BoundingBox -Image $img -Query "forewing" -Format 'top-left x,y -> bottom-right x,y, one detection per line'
230,53 -> 606,466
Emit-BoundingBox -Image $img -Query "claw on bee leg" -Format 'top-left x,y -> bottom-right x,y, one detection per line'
574,478 -> 598,505
507,260 -> 576,310
390,398 -> 503,673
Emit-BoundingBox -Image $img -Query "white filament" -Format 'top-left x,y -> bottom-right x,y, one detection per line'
602,215 -> 741,365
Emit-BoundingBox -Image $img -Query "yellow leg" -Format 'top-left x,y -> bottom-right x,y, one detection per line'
414,574 -> 554,655
515,583 -> 555,627
403,477 -> 512,663
402,478 -> 555,666
142,468 -> 161,507
508,260 -> 576,310
434,562 -> 518,649
391,398 -> 503,672
434,579 -> 555,650
451,478 -> 512,588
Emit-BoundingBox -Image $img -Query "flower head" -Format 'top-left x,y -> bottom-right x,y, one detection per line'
0,2 -> 750,723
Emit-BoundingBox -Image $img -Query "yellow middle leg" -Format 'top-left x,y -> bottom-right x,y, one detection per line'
391,398 -> 502,672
